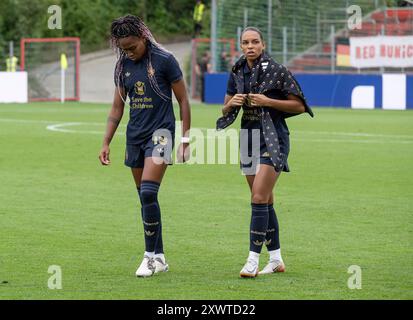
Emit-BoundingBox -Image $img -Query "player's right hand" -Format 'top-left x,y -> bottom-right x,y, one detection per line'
230,94 -> 247,106
99,145 -> 111,165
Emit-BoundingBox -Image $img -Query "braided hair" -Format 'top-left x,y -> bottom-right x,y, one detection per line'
110,14 -> 170,102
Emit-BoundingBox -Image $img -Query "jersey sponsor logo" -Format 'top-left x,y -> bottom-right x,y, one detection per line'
135,81 -> 145,96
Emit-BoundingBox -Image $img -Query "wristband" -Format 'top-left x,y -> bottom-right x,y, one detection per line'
181,137 -> 190,143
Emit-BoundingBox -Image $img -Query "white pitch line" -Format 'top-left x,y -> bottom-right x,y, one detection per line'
188,128 -> 413,144
0,118 -> 56,124
293,138 -> 413,144
200,137 -> 413,144
294,130 -> 413,140
46,122 -> 82,133
0,118 -> 126,127
1,118 -> 412,144
0,108 -> 109,114
0,118 -> 126,135
197,128 -> 413,140
46,122 -> 125,135
46,122 -> 110,135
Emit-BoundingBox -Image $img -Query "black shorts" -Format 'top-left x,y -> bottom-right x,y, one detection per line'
240,138 -> 290,175
125,133 -> 175,168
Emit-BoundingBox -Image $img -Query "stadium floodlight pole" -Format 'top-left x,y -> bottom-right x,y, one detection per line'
316,12 -> 321,47
191,38 -> 196,99
330,25 -> 336,74
380,24 -> 385,74
237,27 -> 242,52
267,0 -> 272,55
292,13 -> 297,55
283,27 -> 287,65
244,8 -> 248,29
211,0 -> 217,72
9,41 -> 13,61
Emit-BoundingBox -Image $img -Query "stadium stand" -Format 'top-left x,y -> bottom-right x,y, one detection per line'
289,7 -> 413,74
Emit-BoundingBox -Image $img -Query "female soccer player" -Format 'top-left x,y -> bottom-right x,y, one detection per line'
217,27 -> 313,277
99,15 -> 191,277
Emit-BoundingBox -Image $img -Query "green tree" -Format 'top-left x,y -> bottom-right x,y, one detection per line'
0,0 -> 205,55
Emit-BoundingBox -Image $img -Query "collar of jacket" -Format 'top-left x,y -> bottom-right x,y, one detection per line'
216,52 -> 275,131
232,51 -> 272,73
232,52 -> 273,93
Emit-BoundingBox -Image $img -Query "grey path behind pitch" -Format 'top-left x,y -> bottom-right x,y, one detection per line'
79,41 -> 192,104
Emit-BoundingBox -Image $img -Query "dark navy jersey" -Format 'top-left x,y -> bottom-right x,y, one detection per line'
226,62 -> 290,147
116,45 -> 183,145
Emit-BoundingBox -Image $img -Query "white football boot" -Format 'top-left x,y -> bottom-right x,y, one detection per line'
258,260 -> 285,275
154,257 -> 169,274
135,255 -> 155,277
239,259 -> 259,278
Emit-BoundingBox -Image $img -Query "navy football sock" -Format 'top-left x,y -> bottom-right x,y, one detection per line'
249,203 -> 269,254
140,181 -> 162,253
137,186 -> 143,211
266,203 -> 280,251
155,223 -> 164,255
137,185 -> 164,254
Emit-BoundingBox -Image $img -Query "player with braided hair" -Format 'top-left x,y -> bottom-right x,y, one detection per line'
99,15 -> 191,277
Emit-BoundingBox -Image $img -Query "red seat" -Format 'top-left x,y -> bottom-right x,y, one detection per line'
322,44 -> 331,53
373,9 -> 413,23
293,57 -> 331,67
386,9 -> 413,21
288,8 -> 413,73
372,12 -> 386,23
399,22 -> 413,35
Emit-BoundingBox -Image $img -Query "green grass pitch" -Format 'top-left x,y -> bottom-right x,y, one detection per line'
0,102 -> 412,299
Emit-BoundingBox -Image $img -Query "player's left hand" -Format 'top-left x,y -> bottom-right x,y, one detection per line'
177,143 -> 190,163
248,94 -> 269,107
